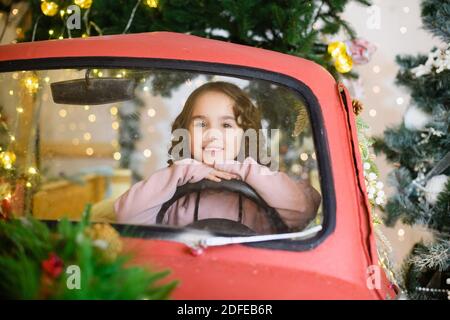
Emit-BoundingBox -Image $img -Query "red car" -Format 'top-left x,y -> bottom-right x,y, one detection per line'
0,32 -> 397,299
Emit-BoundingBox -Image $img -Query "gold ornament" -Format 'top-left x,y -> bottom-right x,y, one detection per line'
292,104 -> 308,137
41,1 -> 59,16
74,0 -> 93,9
85,223 -> 123,262
21,72 -> 39,94
328,41 -> 353,73
0,151 -> 16,170
145,0 -> 159,8
0,182 -> 11,200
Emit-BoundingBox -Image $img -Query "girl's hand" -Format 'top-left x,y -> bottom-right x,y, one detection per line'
206,169 -> 241,182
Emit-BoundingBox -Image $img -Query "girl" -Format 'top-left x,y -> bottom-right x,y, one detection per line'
114,81 -> 321,234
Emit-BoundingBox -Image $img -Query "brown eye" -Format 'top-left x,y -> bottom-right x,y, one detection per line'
223,122 -> 233,128
193,120 -> 206,128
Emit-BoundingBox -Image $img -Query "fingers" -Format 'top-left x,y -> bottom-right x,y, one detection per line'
206,170 -> 241,182
206,173 -> 221,182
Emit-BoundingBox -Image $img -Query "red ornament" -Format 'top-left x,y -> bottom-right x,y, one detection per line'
41,252 -> 64,279
0,198 -> 11,220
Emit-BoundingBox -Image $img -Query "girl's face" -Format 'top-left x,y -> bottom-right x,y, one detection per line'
188,91 -> 244,166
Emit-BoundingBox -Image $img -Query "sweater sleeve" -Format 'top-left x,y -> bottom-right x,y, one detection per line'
213,157 -> 321,230
114,158 -> 214,225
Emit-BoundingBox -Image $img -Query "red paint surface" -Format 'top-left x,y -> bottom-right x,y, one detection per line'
0,32 -> 397,299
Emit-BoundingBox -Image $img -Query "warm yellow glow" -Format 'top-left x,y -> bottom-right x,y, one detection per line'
146,0 -> 159,8
110,106 -> 118,116
88,114 -> 96,122
112,121 -> 119,130
74,0 -> 93,9
28,167 -> 38,175
83,132 -> 92,141
86,147 -> 94,156
26,182 -> 32,188
21,72 -> 39,94
147,108 -> 156,117
0,151 -> 16,169
113,152 -> 121,161
41,1 -> 59,17
58,109 -> 67,118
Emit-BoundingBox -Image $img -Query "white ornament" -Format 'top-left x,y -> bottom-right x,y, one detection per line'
404,106 -> 432,131
424,175 -> 449,205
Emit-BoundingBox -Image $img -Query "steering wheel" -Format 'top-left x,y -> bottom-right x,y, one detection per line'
155,179 -> 290,235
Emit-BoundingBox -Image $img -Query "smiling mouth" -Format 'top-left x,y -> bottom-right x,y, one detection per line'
203,146 -> 224,151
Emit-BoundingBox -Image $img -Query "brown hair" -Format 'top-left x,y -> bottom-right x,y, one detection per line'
167,81 -> 265,165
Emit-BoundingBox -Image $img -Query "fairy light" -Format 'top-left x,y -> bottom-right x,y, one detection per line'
143,86 -> 149,92
48,29 -> 54,36
26,182 -> 32,188
143,149 -> 152,158
147,108 -> 156,117
372,65 -> 381,73
58,109 -> 67,118
16,107 -> 24,113
369,109 -> 377,117
74,0 -> 93,9
88,114 -> 96,122
113,152 -> 121,161
9,90 -> 13,96
110,106 -> 118,116
86,147 -> 94,156
396,97 -> 404,105
300,153 -> 308,161
311,152 -> 316,160
145,0 -> 159,8
12,8 -> 18,15
28,167 -> 38,175
83,132 -> 92,141
21,72 -> 39,94
84,105 -> 90,111
12,73 -> 19,80
41,1 -> 58,16
403,6 -> 410,13
400,26 -> 407,34
112,121 -> 119,130
44,76 -> 50,83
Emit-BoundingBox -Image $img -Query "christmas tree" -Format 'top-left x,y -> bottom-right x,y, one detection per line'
375,0 -> 450,300
14,0 -> 372,180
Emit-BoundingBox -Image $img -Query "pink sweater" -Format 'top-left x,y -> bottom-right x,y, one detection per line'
114,157 -> 321,234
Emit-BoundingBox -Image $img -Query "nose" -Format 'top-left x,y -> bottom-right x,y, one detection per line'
203,128 -> 222,143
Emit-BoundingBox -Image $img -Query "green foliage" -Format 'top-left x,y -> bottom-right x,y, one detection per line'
0,207 -> 177,299
421,0 -> 450,42
375,0 -> 450,299
25,0 -> 370,76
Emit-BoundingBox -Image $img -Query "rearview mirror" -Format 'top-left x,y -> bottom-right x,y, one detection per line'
51,70 -> 136,105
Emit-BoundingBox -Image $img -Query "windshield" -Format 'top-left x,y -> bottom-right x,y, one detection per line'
0,67 -> 324,243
